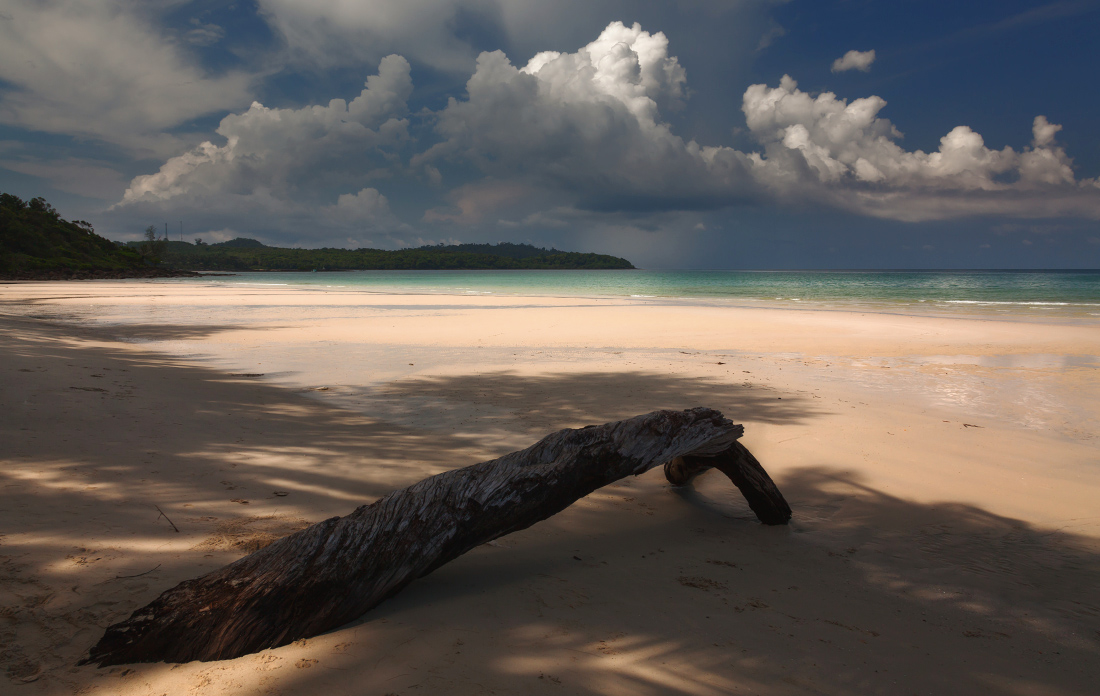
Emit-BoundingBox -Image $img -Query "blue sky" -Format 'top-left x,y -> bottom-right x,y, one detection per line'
1,0 -> 1098,268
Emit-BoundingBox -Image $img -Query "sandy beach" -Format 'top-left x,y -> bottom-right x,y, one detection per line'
2,279 -> 1099,695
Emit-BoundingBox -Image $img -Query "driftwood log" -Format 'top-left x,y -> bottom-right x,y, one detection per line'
664,441 -> 791,525
83,408 -> 790,666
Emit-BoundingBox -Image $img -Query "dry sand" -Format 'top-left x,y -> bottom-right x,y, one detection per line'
1,280 -> 1099,695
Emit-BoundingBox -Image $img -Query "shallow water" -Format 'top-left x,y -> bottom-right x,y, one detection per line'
165,269 -> 1100,319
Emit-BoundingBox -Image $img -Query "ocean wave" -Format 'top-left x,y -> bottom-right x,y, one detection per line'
940,300 -> 1100,306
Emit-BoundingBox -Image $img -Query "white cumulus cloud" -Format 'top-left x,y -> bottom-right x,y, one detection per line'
121,55 -> 412,205
742,76 -> 1100,219
113,20 -> 1100,243
418,23 -> 1099,223
416,21 -> 757,215
113,56 -> 413,241
831,49 -> 876,73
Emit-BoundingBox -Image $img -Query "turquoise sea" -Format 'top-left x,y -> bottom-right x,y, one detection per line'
181,269 -> 1100,319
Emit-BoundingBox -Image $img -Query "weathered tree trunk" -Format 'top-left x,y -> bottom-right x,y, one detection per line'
664,440 -> 792,525
82,408 -> 790,666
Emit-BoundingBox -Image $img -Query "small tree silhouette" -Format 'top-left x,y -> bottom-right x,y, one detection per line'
140,225 -> 166,265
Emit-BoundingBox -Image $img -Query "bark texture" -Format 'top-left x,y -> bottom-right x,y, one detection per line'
663,441 -> 792,525
83,408 -> 790,666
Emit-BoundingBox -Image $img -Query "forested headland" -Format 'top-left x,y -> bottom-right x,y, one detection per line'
0,193 -> 193,279
1,191 -> 634,278
139,238 -> 635,271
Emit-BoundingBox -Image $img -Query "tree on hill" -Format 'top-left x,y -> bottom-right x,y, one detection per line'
0,192 -> 189,278
139,225 -> 166,265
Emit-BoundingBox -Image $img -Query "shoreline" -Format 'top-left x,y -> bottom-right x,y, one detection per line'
11,274 -> 1100,326
151,269 -> 1100,323
2,282 -> 1098,694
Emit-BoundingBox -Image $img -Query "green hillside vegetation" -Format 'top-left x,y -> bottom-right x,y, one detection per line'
0,192 -> 152,277
210,237 -> 266,248
0,192 -> 196,279
147,238 -> 635,271
0,190 -> 633,278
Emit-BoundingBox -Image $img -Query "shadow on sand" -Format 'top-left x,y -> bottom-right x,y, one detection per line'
1,315 -> 1097,694
375,369 -> 822,431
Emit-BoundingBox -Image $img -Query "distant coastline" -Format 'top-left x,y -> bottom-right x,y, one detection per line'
134,238 -> 636,272
1,190 -> 634,279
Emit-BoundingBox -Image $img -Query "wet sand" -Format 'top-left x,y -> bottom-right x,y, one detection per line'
2,280 -> 1099,695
